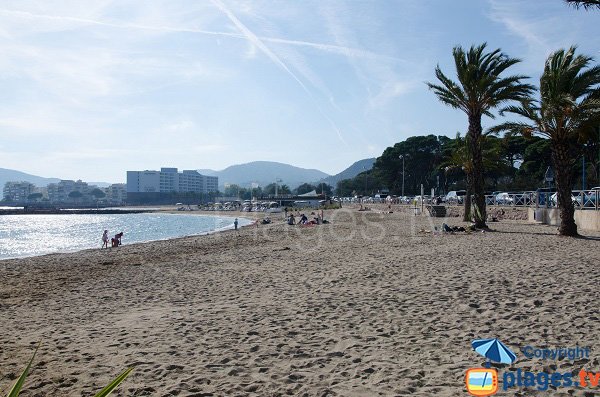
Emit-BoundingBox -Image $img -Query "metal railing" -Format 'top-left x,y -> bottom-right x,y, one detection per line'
460,189 -> 600,210
337,188 -> 600,211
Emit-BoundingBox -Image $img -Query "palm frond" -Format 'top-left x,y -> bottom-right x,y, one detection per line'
6,343 -> 40,397
430,42 -> 531,118
93,368 -> 134,397
565,0 -> 600,10
488,121 -> 542,138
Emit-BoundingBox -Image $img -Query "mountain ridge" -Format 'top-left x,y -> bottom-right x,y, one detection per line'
202,161 -> 329,189
319,158 -> 376,187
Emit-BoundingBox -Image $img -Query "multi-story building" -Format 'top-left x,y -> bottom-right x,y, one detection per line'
127,168 -> 218,194
46,180 -> 91,202
2,181 -> 36,202
205,174 -> 218,192
105,183 -> 127,205
126,170 -> 161,193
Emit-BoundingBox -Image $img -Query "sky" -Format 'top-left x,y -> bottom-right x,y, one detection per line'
0,0 -> 599,183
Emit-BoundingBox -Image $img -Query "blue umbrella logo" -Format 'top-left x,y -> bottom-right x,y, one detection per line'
472,338 -> 517,366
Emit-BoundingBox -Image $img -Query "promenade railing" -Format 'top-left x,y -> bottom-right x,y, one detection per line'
445,189 -> 599,210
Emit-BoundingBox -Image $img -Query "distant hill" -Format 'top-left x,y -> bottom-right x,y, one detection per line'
200,161 -> 329,189
320,158 -> 376,187
196,169 -> 217,176
88,182 -> 112,188
0,168 -> 61,199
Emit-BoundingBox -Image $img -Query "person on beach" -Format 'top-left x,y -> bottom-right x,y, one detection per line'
287,214 -> 296,225
102,230 -> 109,248
112,232 -> 123,247
234,218 -> 238,230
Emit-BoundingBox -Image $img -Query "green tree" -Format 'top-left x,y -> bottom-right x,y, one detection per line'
315,183 -> 333,196
373,135 -> 447,195
263,183 -> 292,195
280,184 -> 291,195
295,183 -> 316,195
517,138 -> 553,188
223,184 -> 247,198
337,170 -> 384,197
427,43 -> 534,228
581,129 -> 600,187
441,133 -> 474,220
27,192 -> 43,201
440,133 -> 506,218
492,47 -> 600,236
250,186 -> 262,199
90,188 -> 106,200
68,191 -> 83,199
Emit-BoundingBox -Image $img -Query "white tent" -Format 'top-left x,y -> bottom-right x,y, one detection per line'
298,190 -> 318,197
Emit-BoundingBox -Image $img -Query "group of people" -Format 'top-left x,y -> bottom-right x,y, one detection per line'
101,230 -> 124,248
286,210 -> 327,226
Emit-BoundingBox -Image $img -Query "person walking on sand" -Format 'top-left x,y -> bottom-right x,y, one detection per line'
101,230 -> 109,248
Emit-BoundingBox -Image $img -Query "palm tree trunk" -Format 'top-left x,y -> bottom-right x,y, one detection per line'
468,114 -> 487,228
552,140 -> 578,236
463,172 -> 472,222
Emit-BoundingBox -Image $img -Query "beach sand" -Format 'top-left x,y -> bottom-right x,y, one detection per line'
1,207 -> 599,396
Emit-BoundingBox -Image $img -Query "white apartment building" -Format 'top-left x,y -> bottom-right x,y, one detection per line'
2,181 -> 36,201
127,168 -> 218,194
46,180 -> 92,202
105,183 -> 127,204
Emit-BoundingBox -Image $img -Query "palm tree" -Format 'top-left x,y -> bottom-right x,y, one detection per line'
491,47 -> 600,236
442,132 -> 506,221
427,43 -> 534,228
442,133 -> 473,221
565,0 -> 600,10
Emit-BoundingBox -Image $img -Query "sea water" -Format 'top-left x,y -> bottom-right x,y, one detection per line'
0,213 -> 252,260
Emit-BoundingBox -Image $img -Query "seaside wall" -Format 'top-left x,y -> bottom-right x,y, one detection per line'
528,208 -> 600,231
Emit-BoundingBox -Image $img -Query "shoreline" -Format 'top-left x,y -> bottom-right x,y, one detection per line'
0,211 -> 258,262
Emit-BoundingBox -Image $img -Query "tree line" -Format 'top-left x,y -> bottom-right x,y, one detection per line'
339,7 -> 600,237
221,182 -> 333,200
337,133 -> 598,197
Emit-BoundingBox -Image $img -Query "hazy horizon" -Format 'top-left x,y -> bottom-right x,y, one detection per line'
2,158 -> 375,184
1,1 -> 598,182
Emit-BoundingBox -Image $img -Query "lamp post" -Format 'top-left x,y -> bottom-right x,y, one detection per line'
399,155 -> 405,198
275,178 -> 282,206
363,166 -> 367,196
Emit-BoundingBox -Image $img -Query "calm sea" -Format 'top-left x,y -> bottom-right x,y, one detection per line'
0,213 -> 251,260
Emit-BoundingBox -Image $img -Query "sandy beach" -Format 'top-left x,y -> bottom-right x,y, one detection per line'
1,207 -> 600,396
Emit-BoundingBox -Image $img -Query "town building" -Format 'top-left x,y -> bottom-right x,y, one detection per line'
2,181 -> 36,202
46,180 -> 93,203
105,183 -> 127,205
127,168 -> 218,194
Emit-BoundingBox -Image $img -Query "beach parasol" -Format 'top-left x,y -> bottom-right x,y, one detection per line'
472,338 -> 517,365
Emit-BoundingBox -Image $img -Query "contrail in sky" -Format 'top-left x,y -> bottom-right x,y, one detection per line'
209,0 -> 347,145
0,8 -> 396,62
